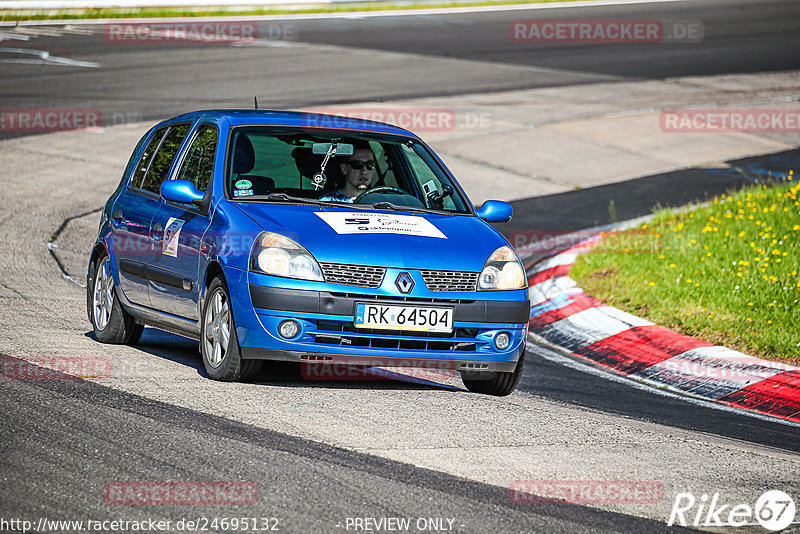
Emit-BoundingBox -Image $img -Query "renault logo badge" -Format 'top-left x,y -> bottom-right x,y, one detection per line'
395,272 -> 414,294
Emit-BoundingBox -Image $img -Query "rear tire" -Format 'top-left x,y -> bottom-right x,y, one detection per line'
88,254 -> 143,345
460,347 -> 525,396
201,276 -> 262,381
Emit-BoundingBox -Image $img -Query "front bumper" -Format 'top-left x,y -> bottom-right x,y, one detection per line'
227,267 -> 530,372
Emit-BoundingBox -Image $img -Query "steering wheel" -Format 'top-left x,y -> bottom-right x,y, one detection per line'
353,186 -> 407,204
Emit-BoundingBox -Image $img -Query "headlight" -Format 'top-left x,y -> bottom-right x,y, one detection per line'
251,232 -> 323,281
478,246 -> 527,290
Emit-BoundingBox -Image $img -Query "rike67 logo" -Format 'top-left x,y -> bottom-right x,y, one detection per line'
668,490 -> 796,531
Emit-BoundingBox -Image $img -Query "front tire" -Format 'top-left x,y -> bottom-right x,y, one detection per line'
460,347 -> 525,396
201,276 -> 261,381
88,254 -> 143,345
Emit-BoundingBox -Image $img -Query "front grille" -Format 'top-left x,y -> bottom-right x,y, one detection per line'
329,292 -> 473,305
311,320 -> 483,352
320,262 -> 386,288
420,270 -> 479,292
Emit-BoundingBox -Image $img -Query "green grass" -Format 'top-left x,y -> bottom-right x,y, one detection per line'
571,178 -> 800,365
0,0 -> 587,22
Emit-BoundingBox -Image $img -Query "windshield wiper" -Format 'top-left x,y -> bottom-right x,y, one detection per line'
370,201 -> 445,215
371,201 -> 402,210
236,192 -> 324,205
266,192 -> 303,202
237,194 -> 451,214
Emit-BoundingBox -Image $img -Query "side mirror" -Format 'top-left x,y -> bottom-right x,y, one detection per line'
475,200 -> 513,222
161,180 -> 204,204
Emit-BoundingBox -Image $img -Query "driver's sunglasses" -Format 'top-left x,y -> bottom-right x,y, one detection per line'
344,159 -> 376,170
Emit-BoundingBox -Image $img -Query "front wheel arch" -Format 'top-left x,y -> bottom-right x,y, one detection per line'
200,274 -> 261,381
199,261 -> 225,317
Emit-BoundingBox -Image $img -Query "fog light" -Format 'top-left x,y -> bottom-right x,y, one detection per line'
278,320 -> 300,339
494,332 -> 511,350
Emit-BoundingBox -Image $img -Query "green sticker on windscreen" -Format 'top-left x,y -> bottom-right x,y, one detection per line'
235,179 -> 252,190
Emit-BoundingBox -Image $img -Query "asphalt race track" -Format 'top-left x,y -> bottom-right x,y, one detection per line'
1,0 -> 799,532
2,0 -> 799,135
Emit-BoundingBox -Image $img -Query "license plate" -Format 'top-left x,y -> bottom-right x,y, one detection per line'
354,303 -> 454,333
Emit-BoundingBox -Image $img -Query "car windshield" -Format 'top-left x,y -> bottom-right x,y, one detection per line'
226,127 -> 471,214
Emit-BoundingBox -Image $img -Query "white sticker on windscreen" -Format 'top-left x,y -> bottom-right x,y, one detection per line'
315,212 -> 446,239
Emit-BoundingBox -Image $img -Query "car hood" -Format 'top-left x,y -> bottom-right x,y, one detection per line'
233,203 -> 508,272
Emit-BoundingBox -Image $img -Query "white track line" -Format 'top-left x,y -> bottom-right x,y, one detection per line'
0,46 -> 100,67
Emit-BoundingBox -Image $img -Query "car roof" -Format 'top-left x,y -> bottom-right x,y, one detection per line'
163,109 -> 419,138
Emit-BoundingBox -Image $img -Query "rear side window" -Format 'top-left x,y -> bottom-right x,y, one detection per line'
122,131 -> 150,186
131,126 -> 168,189
175,124 -> 217,193
141,123 -> 191,194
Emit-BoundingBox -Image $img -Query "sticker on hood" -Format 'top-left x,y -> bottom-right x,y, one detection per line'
315,212 -> 446,239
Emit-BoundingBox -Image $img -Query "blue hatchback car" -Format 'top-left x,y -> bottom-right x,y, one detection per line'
87,110 -> 530,395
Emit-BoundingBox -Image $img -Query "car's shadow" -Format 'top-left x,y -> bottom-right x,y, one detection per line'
85,328 -> 464,392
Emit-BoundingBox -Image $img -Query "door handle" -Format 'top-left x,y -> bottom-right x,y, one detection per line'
111,210 -> 123,227
151,222 -> 163,240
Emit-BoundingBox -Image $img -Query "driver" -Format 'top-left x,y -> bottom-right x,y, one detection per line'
318,142 -> 376,203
